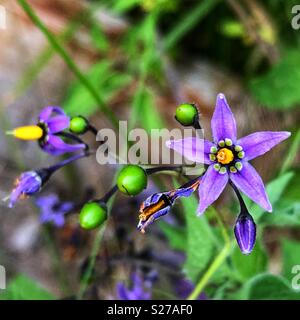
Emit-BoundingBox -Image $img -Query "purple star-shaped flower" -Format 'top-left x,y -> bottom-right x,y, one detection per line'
36,194 -> 74,227
38,106 -> 86,156
167,93 -> 291,215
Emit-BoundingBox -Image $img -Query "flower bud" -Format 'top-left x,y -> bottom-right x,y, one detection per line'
70,116 -> 89,134
117,165 -> 148,196
234,212 -> 256,255
175,103 -> 198,126
79,202 -> 107,230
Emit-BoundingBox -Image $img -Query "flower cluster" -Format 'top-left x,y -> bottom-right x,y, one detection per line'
138,94 -> 290,254
6,95 -> 291,258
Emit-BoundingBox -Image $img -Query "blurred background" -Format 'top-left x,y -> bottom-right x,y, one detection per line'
0,0 -> 299,300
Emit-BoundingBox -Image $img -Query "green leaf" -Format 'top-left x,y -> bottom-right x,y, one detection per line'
163,0 -> 219,50
258,171 -> 300,227
281,239 -> 300,283
159,221 -> 187,251
0,274 -> 55,300
90,24 -> 109,53
232,241 -> 268,281
246,171 -> 294,222
242,274 -> 300,300
130,87 -> 164,132
250,49 -> 300,109
63,61 -> 131,117
181,194 -> 216,282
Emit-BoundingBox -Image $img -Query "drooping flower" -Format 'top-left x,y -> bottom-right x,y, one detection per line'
36,194 -> 74,227
9,170 -> 50,208
8,106 -> 86,156
8,153 -> 87,208
117,272 -> 156,300
166,93 -> 291,215
137,178 -> 200,233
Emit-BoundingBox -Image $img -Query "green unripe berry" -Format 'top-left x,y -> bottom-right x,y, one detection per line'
175,103 -> 198,126
70,116 -> 89,134
117,165 -> 147,196
79,202 -> 107,230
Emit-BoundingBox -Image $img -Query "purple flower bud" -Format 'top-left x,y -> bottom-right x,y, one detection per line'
234,213 -> 256,255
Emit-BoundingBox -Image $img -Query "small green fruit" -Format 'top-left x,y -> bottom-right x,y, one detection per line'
79,202 -> 107,230
117,165 -> 147,196
175,103 -> 198,126
70,116 -> 89,134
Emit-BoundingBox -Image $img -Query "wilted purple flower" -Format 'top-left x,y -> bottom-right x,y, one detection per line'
234,212 -> 256,255
117,273 -> 152,300
38,106 -> 86,156
137,178 -> 200,233
167,93 -> 291,214
8,153 -> 86,208
9,171 -> 45,208
36,194 -> 74,227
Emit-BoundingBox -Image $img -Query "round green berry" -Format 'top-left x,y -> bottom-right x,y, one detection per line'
79,202 -> 107,230
70,116 -> 89,134
117,165 -> 148,196
175,103 -> 198,126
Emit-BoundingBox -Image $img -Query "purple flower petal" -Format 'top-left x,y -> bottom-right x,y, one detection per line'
237,131 -> 291,161
211,93 -> 237,143
39,106 -> 66,122
47,115 -> 70,134
166,137 -> 214,164
197,165 -> 229,215
230,162 -> 272,212
41,135 -> 86,156
234,213 -> 256,255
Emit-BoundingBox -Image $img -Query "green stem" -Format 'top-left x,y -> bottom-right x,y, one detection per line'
77,225 -> 105,300
76,173 -> 119,299
163,0 -> 220,51
187,241 -> 233,300
17,0 -> 118,128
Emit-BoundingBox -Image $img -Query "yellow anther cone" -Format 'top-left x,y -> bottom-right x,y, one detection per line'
217,148 -> 234,165
7,125 -> 44,140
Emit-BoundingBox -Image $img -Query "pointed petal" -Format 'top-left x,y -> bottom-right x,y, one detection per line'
39,106 -> 66,122
211,93 -> 237,143
197,165 -> 229,215
47,115 -> 70,133
41,135 -> 86,156
230,162 -> 272,212
166,137 -> 214,164
237,131 -> 291,161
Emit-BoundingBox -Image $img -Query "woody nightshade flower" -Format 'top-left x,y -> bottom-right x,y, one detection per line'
8,106 -> 86,156
137,178 -> 200,233
167,93 -> 291,215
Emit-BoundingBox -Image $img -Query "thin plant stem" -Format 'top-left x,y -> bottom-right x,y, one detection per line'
17,0 -> 118,127
187,241 -> 233,300
76,174 -> 119,299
